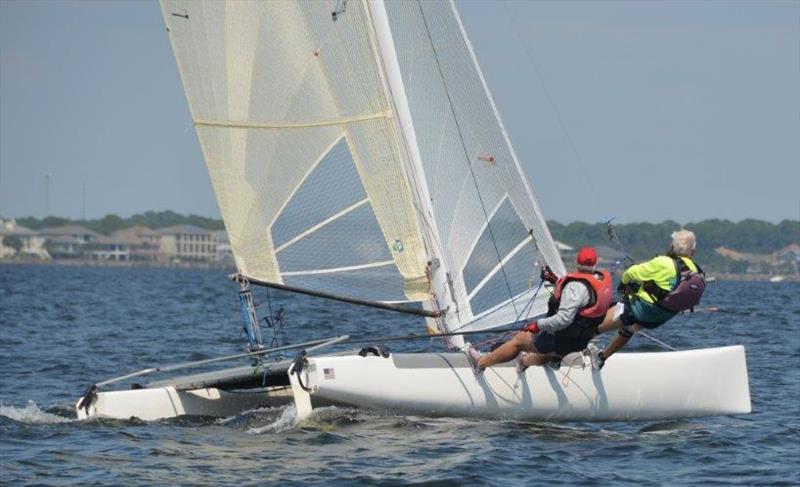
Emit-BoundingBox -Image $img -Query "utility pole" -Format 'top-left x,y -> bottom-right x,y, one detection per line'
44,173 -> 51,218
82,179 -> 86,220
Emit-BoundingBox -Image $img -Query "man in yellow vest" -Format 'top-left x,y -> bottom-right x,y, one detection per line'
590,230 -> 705,369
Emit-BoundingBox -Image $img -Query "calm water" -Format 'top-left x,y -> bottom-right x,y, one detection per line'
1,264 -> 798,486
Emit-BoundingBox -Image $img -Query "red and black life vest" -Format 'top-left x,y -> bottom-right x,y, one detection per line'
547,269 -> 614,339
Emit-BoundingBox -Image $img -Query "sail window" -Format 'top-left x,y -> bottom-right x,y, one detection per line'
272,136 -> 367,249
462,198 -> 529,295
271,135 -> 408,301
275,203 -> 392,272
468,242 -> 537,317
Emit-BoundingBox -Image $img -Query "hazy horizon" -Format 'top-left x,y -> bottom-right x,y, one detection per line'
5,209 -> 798,227
1,0 -> 798,224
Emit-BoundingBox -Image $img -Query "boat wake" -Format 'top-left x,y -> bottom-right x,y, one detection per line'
246,405 -> 300,434
0,401 -> 73,424
235,405 -> 367,435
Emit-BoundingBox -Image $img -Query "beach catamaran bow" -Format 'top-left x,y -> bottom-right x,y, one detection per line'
76,0 -> 750,421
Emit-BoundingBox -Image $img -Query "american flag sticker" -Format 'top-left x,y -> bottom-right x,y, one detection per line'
323,367 -> 336,380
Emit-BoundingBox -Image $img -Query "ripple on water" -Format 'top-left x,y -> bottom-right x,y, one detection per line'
1,267 -> 799,485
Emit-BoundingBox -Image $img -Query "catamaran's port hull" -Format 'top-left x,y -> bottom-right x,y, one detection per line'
75,386 -> 293,421
75,361 -> 301,421
302,345 -> 751,421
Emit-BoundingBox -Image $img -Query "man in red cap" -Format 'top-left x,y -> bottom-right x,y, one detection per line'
467,247 -> 613,373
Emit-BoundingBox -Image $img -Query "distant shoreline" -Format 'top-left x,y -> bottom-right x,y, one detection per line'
2,258 -> 796,282
0,257 -> 235,273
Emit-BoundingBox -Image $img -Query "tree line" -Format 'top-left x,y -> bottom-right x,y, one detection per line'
548,219 -> 799,273
13,212 -> 799,273
17,211 -> 225,236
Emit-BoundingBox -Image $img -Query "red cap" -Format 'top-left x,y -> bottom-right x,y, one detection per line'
576,247 -> 597,267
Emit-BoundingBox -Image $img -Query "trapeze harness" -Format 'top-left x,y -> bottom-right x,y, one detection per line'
641,257 -> 706,312
547,269 -> 614,340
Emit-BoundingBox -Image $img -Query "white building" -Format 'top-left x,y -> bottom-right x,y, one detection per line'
0,219 -> 49,259
158,224 -> 217,261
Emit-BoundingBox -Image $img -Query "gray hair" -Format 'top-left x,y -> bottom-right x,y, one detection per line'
576,264 -> 596,273
670,229 -> 696,257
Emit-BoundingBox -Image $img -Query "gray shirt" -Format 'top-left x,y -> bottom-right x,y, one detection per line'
537,281 -> 592,334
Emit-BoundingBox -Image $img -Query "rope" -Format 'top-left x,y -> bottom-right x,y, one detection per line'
636,331 -> 678,351
416,0 -> 518,318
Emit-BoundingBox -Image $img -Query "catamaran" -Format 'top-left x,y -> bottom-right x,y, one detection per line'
76,0 -> 750,422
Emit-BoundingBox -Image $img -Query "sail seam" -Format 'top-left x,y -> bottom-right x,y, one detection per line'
281,260 -> 394,276
274,198 -> 370,253
193,111 -> 391,129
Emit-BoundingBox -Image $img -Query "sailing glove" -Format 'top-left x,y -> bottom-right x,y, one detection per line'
540,265 -> 557,284
522,321 -> 540,334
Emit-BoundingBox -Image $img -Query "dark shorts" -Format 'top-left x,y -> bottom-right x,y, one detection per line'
621,298 -> 677,329
534,332 -> 591,356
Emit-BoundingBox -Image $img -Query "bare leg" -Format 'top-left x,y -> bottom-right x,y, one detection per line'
519,350 -> 560,367
602,334 -> 630,359
602,324 -> 641,359
597,306 -> 623,334
478,331 -> 536,369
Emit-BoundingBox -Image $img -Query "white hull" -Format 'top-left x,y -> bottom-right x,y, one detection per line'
300,346 -> 751,421
75,386 -> 292,421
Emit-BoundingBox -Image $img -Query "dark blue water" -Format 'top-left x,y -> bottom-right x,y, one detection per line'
1,264 -> 798,486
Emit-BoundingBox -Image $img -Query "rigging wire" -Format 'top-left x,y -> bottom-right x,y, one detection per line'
505,9 -> 588,185
415,0 -> 519,317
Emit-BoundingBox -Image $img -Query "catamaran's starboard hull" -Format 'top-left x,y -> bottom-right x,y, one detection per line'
75,386 -> 293,421
302,346 -> 751,421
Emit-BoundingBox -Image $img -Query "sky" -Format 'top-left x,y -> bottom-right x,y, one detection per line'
1,0 -> 798,224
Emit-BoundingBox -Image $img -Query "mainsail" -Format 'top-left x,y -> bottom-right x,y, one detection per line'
161,0 -> 563,335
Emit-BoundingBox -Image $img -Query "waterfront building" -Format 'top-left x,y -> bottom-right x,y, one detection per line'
213,230 -> 233,262
0,219 -> 49,259
38,225 -> 100,259
111,226 -> 162,261
157,224 -> 217,261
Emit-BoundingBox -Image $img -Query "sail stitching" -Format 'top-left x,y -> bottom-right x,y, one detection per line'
194,111 -> 391,129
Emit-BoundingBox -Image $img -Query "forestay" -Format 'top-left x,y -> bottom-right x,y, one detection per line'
160,0 -> 563,334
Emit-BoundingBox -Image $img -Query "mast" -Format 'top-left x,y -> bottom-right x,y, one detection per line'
365,0 -> 463,346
